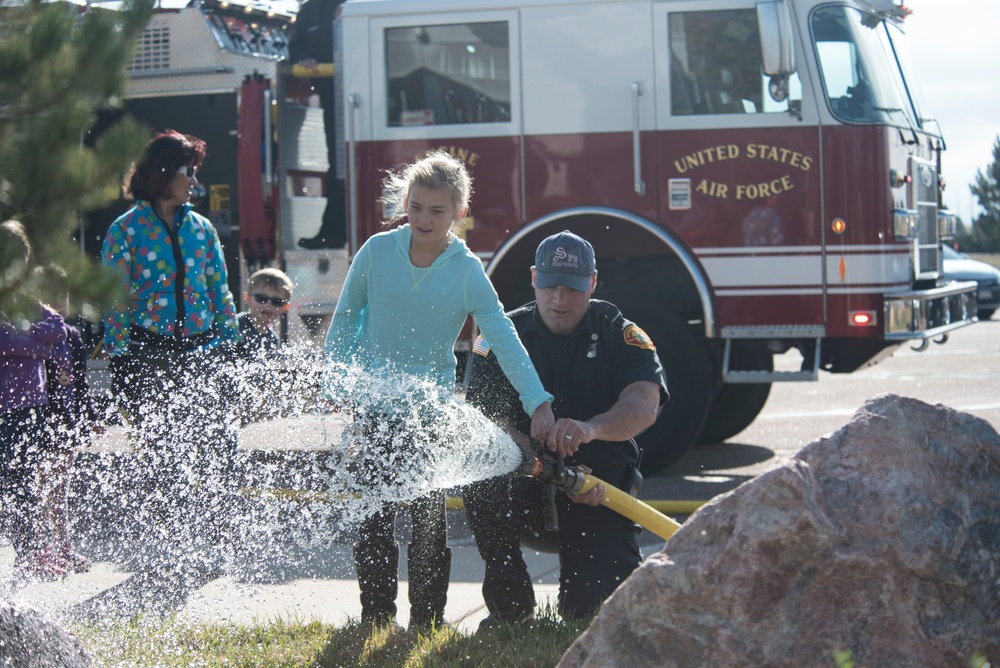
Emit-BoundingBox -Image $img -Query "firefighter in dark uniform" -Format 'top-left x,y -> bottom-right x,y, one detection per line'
464,230 -> 669,626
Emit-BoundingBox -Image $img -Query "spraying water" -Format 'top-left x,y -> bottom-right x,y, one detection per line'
1,344 -> 523,630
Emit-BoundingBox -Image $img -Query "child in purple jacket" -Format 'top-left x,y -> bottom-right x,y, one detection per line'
1,220 -> 68,580
36,273 -> 101,574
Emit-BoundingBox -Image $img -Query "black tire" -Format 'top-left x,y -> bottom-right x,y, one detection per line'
627,309 -> 713,475
697,341 -> 773,444
978,309 -> 995,321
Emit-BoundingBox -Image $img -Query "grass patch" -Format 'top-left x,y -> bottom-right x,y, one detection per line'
74,610 -> 589,668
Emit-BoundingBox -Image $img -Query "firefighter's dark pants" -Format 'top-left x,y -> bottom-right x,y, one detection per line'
464,470 -> 642,621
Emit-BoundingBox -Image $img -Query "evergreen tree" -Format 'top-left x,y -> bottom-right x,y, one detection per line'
0,0 -> 154,320
969,136 -> 1000,252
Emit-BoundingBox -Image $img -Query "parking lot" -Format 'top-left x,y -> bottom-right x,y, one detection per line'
646,317 -> 1000,504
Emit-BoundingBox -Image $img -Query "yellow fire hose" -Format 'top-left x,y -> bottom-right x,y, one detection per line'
575,473 -> 683,542
513,447 -> 690,542
291,63 -> 334,78
240,442 -> 699,543
240,487 -> 698,541
442,496 -> 703,518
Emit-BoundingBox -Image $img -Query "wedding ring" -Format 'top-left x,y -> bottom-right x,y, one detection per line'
564,434 -> 572,440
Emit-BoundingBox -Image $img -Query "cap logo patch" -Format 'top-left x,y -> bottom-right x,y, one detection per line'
623,324 -> 655,351
551,246 -> 580,269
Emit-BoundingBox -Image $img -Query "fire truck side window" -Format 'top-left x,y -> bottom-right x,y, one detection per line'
385,22 -> 512,127
669,9 -> 798,116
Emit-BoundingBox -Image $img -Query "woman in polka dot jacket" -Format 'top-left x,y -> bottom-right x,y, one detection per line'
101,131 -> 238,356
99,130 -> 241,576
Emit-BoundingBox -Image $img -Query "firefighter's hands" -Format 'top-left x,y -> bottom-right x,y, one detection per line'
531,404 -> 596,457
529,401 -> 555,442
545,418 -> 595,458
568,465 -> 605,506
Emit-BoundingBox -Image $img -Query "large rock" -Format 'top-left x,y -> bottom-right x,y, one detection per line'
0,601 -> 91,667
560,394 -> 1000,668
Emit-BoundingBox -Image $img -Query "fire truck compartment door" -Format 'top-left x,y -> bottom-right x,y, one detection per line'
517,1 -> 656,219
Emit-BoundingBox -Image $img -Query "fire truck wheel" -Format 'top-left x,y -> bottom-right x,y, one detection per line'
696,341 -> 774,444
630,309 -> 713,475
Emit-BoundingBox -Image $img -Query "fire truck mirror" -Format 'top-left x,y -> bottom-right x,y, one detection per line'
757,0 -> 796,76
768,75 -> 789,102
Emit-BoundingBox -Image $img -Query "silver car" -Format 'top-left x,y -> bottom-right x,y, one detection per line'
942,245 -> 1000,320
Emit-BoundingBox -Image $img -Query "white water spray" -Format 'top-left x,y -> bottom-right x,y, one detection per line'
2,344 -> 523,630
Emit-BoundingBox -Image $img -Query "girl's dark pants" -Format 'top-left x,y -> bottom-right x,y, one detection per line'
353,414 -> 451,629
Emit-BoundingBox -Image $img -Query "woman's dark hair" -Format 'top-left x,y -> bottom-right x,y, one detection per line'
125,129 -> 207,202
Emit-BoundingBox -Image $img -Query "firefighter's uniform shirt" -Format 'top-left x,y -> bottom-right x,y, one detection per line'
466,299 -> 668,620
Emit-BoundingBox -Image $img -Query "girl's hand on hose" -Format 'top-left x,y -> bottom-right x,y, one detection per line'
530,401 -> 555,443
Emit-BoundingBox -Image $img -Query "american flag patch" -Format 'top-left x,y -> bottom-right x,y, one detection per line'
472,335 -> 491,357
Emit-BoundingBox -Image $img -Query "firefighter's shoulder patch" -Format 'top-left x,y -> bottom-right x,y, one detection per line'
623,324 -> 655,351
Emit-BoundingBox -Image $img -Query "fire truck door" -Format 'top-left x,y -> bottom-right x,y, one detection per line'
653,1 -> 825,328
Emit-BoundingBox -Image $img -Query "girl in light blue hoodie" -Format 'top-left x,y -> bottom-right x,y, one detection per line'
324,152 -> 554,632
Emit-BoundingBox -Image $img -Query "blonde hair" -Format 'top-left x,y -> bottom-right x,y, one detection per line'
1,220 -> 32,303
380,151 -> 473,229
1,219 -> 31,268
1,220 -> 36,317
248,267 -> 294,298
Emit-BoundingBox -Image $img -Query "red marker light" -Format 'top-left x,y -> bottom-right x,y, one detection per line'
849,311 -> 877,327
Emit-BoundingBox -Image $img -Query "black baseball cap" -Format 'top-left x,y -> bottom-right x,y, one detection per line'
534,230 -> 597,292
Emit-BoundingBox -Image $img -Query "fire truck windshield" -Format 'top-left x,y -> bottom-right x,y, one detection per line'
811,6 -> 930,131
885,21 -> 940,137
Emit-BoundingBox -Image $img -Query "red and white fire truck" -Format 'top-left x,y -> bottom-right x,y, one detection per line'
102,0 -> 978,473
328,0 -> 978,471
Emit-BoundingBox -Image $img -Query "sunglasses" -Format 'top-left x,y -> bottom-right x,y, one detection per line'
251,293 -> 289,307
176,165 -> 198,179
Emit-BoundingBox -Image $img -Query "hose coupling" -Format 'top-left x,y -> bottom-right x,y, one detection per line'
515,445 -> 587,495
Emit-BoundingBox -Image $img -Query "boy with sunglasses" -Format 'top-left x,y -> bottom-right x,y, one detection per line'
229,268 -> 295,425
233,268 -> 294,362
